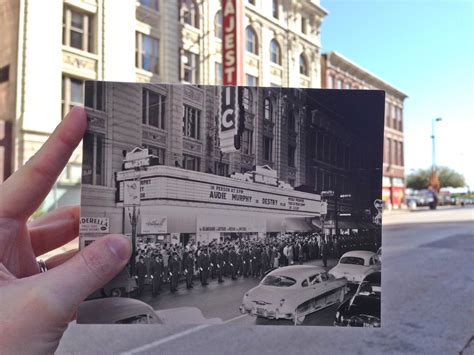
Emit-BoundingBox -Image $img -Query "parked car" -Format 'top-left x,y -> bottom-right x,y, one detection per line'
239,265 -> 347,325
77,298 -> 162,324
334,271 -> 381,327
328,251 -> 380,286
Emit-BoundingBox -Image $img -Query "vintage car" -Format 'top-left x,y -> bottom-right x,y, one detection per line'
334,271 -> 381,327
77,298 -> 162,324
239,265 -> 347,325
329,250 -> 380,286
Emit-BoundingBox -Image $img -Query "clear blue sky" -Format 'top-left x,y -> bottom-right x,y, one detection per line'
320,0 -> 474,188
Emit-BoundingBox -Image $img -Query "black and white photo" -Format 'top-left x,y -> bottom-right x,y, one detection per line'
79,82 -> 384,327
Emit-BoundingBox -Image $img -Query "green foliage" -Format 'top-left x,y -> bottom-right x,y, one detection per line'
407,167 -> 466,189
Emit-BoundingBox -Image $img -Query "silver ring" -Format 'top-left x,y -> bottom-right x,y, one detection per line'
38,259 -> 48,273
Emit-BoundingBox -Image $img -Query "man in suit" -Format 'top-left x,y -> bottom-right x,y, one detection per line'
183,250 -> 194,289
135,256 -> 147,297
229,247 -> 237,280
169,252 -> 180,293
151,254 -> 164,297
198,248 -> 210,286
216,248 -> 225,283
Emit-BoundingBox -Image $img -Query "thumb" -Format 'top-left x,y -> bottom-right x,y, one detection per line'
42,234 -> 131,318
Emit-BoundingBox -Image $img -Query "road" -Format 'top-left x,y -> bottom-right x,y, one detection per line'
58,206 -> 474,354
137,258 -> 344,326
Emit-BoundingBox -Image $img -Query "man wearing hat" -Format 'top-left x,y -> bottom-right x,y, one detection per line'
135,256 -> 147,297
198,248 -> 210,286
169,252 -> 180,293
151,254 -> 164,297
184,250 -> 195,289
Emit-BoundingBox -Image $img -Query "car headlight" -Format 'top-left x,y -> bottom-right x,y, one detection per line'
280,298 -> 285,307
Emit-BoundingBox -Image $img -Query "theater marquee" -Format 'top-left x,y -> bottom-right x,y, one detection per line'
118,174 -> 321,214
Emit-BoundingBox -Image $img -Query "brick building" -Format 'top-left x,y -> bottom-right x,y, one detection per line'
321,51 -> 407,209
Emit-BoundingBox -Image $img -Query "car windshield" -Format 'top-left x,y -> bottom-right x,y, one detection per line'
340,256 -> 365,266
116,314 -> 150,324
262,275 -> 296,287
358,281 -> 381,297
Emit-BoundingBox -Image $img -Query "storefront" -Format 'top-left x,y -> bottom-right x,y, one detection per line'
116,164 -> 326,246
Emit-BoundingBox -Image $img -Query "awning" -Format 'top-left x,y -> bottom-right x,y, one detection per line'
324,220 -> 379,230
281,218 -> 316,232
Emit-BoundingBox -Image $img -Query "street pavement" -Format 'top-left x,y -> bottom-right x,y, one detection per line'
58,206 -> 474,354
138,258 -> 343,326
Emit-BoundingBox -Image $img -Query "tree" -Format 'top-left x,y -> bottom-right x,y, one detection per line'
407,167 -> 466,190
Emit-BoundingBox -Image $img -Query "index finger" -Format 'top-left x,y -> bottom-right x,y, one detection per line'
0,107 -> 87,220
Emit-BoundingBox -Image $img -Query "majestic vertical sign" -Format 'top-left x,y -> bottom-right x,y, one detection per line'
222,0 -> 243,85
219,86 -> 240,152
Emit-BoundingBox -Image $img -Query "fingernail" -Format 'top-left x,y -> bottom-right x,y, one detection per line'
106,235 -> 131,260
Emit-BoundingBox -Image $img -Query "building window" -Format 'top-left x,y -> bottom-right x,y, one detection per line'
301,17 -> 308,34
142,89 -> 165,129
215,161 -> 229,177
299,54 -> 308,76
0,65 -> 9,83
336,79 -> 342,89
182,0 -> 199,28
241,129 -> 253,155
399,108 -> 403,131
272,0 -> 279,19
245,74 -> 258,86
215,10 -> 222,39
136,32 -> 159,74
183,154 -> 200,171
270,39 -> 281,65
242,88 -> 253,113
182,50 -> 200,83
143,144 -> 166,165
82,132 -> 105,186
264,98 -> 273,121
399,142 -> 404,166
263,136 -> 273,161
246,26 -> 258,54
288,145 -> 296,167
140,0 -> 159,11
215,62 -> 223,85
62,76 -> 84,118
394,139 -> 399,165
85,81 -> 106,111
63,7 -> 93,53
344,82 -> 351,89
183,105 -> 201,139
288,110 -> 296,132
386,138 -> 392,165
327,75 -> 333,88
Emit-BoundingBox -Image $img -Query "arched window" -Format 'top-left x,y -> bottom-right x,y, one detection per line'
183,0 -> 199,29
299,54 -> 308,76
243,87 -> 253,114
270,39 -> 281,65
246,26 -> 258,54
264,97 -> 273,121
214,10 -> 222,39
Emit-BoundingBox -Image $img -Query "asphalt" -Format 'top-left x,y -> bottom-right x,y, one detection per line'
57,206 -> 474,354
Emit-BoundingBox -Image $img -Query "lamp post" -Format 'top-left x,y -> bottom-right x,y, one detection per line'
430,117 -> 442,192
431,117 -> 442,172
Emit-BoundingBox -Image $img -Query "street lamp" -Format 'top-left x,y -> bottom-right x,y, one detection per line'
431,117 -> 442,172
430,117 -> 442,193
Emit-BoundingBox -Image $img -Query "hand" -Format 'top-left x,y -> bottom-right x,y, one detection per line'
0,108 -> 131,354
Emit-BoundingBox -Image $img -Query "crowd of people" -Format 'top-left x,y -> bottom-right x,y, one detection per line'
132,231 -> 380,297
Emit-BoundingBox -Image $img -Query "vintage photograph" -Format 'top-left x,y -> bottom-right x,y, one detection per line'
78,82 -> 384,327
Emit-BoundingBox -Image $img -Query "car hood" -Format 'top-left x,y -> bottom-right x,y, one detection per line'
341,295 -> 380,319
246,285 -> 296,305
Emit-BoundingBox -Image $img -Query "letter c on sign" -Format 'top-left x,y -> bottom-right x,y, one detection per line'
222,108 -> 234,129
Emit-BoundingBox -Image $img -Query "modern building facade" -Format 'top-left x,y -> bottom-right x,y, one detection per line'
321,51 -> 408,209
